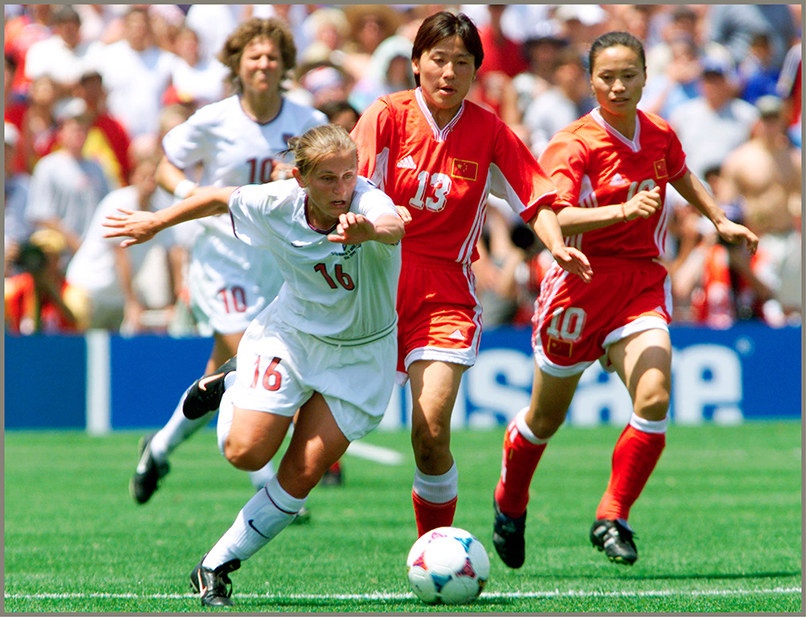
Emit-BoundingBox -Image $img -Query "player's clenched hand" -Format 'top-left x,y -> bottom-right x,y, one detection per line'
715,219 -> 759,255
327,212 -> 375,244
395,205 -> 412,224
103,209 -> 159,247
552,245 -> 593,283
623,186 -> 662,220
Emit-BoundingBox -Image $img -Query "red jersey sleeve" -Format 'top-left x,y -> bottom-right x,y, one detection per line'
350,97 -> 396,190
664,123 -> 688,182
491,120 -> 558,223
538,128 -> 589,211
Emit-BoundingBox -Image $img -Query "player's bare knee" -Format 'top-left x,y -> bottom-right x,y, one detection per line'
530,415 -> 563,440
634,390 -> 669,421
525,406 -> 565,440
411,425 -> 448,458
223,442 -> 266,471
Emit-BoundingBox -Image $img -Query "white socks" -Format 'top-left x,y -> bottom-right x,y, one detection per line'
412,462 -> 458,504
149,390 -> 214,461
628,412 -> 667,434
513,407 -> 550,445
203,475 -> 307,569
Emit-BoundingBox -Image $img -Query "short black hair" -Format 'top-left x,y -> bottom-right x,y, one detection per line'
589,31 -> 646,75
411,11 -> 483,87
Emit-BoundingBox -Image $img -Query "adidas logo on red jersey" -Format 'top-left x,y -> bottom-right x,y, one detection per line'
396,155 -> 416,169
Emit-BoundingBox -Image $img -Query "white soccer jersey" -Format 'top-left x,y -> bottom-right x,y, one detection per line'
161,95 -> 328,332
228,177 -> 401,342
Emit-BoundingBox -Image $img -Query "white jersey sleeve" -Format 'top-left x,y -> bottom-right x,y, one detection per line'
227,177 -> 401,342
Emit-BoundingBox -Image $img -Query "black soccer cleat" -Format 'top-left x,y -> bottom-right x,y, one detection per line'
130,433 -> 170,505
590,518 -> 638,565
183,356 -> 238,420
190,556 -> 241,607
492,498 -> 527,569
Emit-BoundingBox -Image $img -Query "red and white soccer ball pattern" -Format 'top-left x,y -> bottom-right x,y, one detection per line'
406,526 -> 490,605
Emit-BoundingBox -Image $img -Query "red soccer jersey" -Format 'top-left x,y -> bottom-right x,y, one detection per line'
539,108 -> 688,261
351,89 -> 557,265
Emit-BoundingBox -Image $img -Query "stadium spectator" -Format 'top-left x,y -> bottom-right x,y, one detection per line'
298,61 -> 352,109
317,100 -> 360,133
460,4 -> 527,127
65,152 -> 180,332
605,5 -> 656,47
476,5 -> 528,79
552,4 -> 608,59
23,6 -> 98,96
147,4 -> 185,54
183,5 -> 247,65
645,5 -> 700,78
74,5 -> 120,46
663,177 -> 749,327
4,4 -> 53,99
350,11 -> 591,538
720,95 -> 802,323
90,7 -> 177,138
165,26 -> 229,107
472,204 -> 530,329
738,33 -> 783,104
669,55 -> 758,179
512,27 -> 568,120
9,74 -> 59,175
640,35 -> 703,120
70,66 -> 133,189
341,5 -> 401,82
348,34 -> 414,113
128,18 -> 327,506
776,43 -> 801,148
25,98 -> 109,258
522,46 -> 594,156
298,6 -> 351,68
103,124 -> 405,608
492,32 -> 758,570
707,4 -> 796,75
4,228 -> 83,335
4,122 -> 32,277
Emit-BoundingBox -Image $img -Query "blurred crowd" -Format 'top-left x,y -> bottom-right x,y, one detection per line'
4,4 -> 802,335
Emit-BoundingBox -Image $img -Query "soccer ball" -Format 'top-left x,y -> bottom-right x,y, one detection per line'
406,526 -> 490,605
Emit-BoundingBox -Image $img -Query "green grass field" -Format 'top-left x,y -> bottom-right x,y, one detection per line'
4,422 -> 802,613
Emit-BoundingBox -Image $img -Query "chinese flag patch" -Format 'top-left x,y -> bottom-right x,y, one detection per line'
654,159 -> 668,179
452,159 -> 478,181
547,337 -> 573,358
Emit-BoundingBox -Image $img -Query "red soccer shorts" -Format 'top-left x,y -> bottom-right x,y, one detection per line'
395,251 -> 482,383
532,257 -> 672,377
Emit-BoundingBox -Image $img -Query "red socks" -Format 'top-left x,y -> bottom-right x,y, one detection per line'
596,423 -> 665,521
494,416 -> 547,519
412,491 -> 457,537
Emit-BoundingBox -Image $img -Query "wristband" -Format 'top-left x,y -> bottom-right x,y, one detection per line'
174,179 -> 198,199
621,203 -> 627,222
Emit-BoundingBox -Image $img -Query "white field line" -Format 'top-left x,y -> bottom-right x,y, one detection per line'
345,441 -> 405,465
5,587 -> 801,601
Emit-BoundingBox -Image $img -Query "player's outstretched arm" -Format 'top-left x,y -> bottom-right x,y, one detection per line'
530,206 -> 592,282
327,212 -> 405,245
103,187 -> 236,248
556,187 -> 662,236
671,171 -> 758,254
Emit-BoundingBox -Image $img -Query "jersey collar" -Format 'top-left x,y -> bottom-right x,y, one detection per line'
591,108 -> 642,153
414,87 -> 465,143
